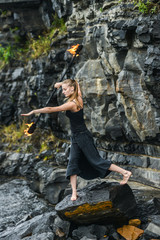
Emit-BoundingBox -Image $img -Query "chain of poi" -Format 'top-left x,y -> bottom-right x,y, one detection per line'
27,44 -> 83,134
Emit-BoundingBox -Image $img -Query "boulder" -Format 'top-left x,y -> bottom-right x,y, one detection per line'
144,215 -> 160,238
0,179 -> 53,233
72,224 -> 107,240
0,211 -> 56,240
154,198 -> 160,213
35,164 -> 69,204
0,178 -> 70,240
0,151 -> 6,163
55,181 -> 137,225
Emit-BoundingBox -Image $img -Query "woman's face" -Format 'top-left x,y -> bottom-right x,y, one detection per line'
62,83 -> 74,97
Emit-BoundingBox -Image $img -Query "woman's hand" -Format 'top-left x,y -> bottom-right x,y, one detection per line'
54,82 -> 62,89
21,110 -> 34,117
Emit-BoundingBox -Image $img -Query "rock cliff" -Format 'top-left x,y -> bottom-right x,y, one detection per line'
1,1 -> 160,240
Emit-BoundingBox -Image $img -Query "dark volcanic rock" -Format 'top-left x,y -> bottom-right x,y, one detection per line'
0,178 -> 53,233
0,178 -> 70,240
154,198 -> 160,213
72,224 -> 107,240
0,151 -> 69,204
55,181 -> 137,225
144,215 -> 160,238
0,212 -> 56,240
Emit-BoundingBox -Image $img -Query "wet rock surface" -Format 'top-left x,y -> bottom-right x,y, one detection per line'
0,178 -> 50,231
0,177 -> 160,240
0,178 -> 70,240
0,150 -> 70,205
0,0 -> 160,188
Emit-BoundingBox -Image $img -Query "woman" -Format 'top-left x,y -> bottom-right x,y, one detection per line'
21,79 -> 132,201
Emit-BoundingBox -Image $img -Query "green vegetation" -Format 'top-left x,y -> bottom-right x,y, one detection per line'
28,35 -> 52,59
119,0 -> 160,14
0,14 -> 67,67
10,27 -> 19,33
51,13 -> 67,32
28,13 -> 67,59
39,141 -> 50,153
0,121 -> 27,144
0,45 -> 14,66
0,121 -> 66,158
1,10 -> 7,17
0,45 -> 25,69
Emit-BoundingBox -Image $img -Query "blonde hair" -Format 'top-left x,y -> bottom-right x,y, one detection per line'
62,79 -> 81,109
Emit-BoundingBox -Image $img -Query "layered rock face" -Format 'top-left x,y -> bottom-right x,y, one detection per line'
0,1 -> 160,239
0,0 -> 160,187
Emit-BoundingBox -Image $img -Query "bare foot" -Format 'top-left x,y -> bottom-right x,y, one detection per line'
120,171 -> 132,185
71,192 -> 78,201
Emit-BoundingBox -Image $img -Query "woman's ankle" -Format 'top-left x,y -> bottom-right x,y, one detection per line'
120,171 -> 132,185
71,191 -> 77,201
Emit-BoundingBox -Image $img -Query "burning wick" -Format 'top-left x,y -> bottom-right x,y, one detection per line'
67,44 -> 80,56
24,122 -> 36,136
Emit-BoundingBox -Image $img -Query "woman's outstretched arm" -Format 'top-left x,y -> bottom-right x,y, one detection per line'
21,101 -> 75,116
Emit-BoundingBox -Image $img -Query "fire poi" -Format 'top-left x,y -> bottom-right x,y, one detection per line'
24,44 -> 83,136
67,44 -> 81,56
24,122 -> 35,136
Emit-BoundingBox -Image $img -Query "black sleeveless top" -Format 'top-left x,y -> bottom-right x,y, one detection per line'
66,108 -> 87,133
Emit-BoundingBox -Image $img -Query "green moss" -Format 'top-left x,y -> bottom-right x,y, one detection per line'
16,148 -> 22,153
25,144 -> 33,153
43,155 -> 53,161
39,142 -> 49,153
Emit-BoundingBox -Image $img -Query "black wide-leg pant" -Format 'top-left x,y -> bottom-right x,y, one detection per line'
66,130 -> 112,180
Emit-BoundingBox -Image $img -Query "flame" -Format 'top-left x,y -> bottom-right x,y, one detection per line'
67,44 -> 80,56
24,122 -> 34,136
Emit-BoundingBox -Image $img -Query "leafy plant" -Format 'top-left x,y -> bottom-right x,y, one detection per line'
10,27 -> 19,33
28,35 -> 51,59
137,0 -> 149,13
150,5 -> 157,13
1,10 -> 7,16
119,0 -> 160,14
0,45 -> 26,68
51,13 -> 67,32
39,141 -> 49,153
0,45 -> 14,65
